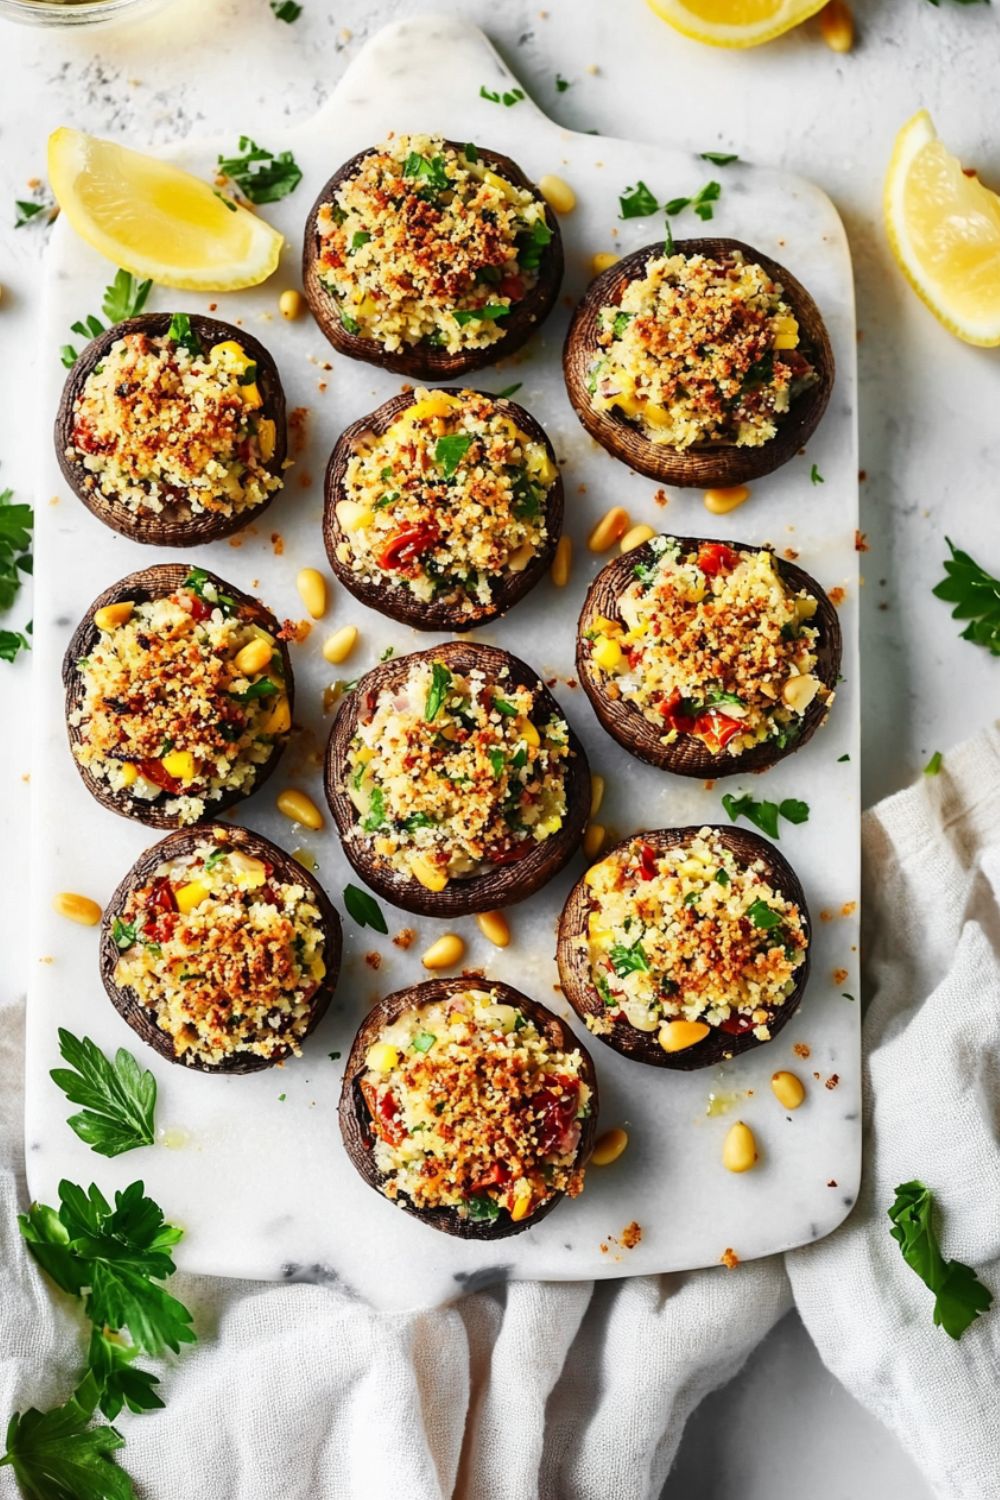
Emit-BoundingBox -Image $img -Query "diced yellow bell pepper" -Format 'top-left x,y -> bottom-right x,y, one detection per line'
592,635 -> 624,671
119,762 -> 138,787
261,695 -> 291,736
336,499 -> 374,533
525,446 -> 557,486
517,717 -> 540,748
366,1042 -> 399,1073
161,750 -> 196,781
210,340 -> 252,373
483,168 -> 520,203
176,878 -> 212,914
256,418 -> 276,460
773,314 -> 799,350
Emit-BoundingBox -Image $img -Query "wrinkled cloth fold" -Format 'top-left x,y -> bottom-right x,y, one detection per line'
2,726 -> 998,1500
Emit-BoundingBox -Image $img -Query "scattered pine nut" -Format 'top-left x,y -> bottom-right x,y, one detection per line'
94,602 -> 134,631
703,485 -> 750,516
592,1127 -> 628,1166
279,289 -> 305,320
276,788 -> 324,830
476,910 -> 510,948
421,932 -> 465,970
323,625 -> 358,664
587,506 -> 630,552
583,823 -> 605,859
619,523 -> 656,554
771,1071 -> 806,1110
820,0 -> 854,52
296,568 -> 328,620
591,251 -> 619,277
538,174 -> 576,215
722,1121 -> 758,1173
53,892 -> 102,926
551,534 -> 573,587
589,773 -> 605,819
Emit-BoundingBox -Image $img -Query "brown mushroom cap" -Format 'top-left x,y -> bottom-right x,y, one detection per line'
63,564 -> 294,829
99,823 -> 342,1074
339,976 -> 599,1239
575,535 -> 842,778
302,142 -> 564,379
562,238 -> 834,488
324,641 -> 590,917
54,313 -> 288,546
322,388 -> 564,632
557,825 -> 811,1070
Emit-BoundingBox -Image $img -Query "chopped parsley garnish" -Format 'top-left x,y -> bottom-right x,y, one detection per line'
0,485 -> 33,665
231,676 -> 278,703
888,1180 -> 993,1339
493,696 -> 518,717
60,270 -> 153,367
111,917 -> 140,950
610,938 -> 650,976
340,309 -> 361,335
343,883 -> 388,934
721,792 -> 810,840
204,847 -> 229,872
464,143 -> 479,163
555,73 -> 571,91
519,218 -> 553,270
50,1029 -> 157,1159
425,662 -> 453,721
810,463 -> 825,484
350,230 -> 371,252
217,137 -> 302,204
466,1194 -> 501,1221
401,812 -> 435,832
612,310 -> 634,338
619,180 -> 660,219
181,567 -> 235,613
411,1031 -> 436,1053
402,151 -> 450,192
452,304 -> 510,327
746,900 -> 783,931
715,868 -> 730,886
924,750 -> 943,775
699,151 -> 739,165
167,312 -> 202,356
667,180 -> 722,222
933,537 -> 1000,655
838,753 -> 851,762
434,433 -> 474,477
479,85 -> 525,107
14,196 -> 54,228
362,786 -> 388,832
488,747 -> 506,778
270,0 -> 302,18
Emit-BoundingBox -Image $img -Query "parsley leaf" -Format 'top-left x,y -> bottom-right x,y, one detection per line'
466,1194 -> 501,1221
50,1030 -> 156,1159
103,270 -> 153,325
721,792 -> 810,839
493,696 -> 518,717
888,1180 -> 993,1339
924,750 -> 943,775
480,85 -> 525,107
361,785 -> 387,832
435,434 -> 473,477
619,180 -> 660,218
932,536 -> 1000,655
810,463 -> 825,484
746,899 -> 782,930
217,137 -> 302,204
452,304 -> 510,327
87,1328 -> 164,1421
270,0 -> 302,17
167,312 -> 202,357
0,486 -> 33,659
402,152 -> 450,192
699,151 -> 739,166
343,883 -> 388,934
610,938 -> 649,976
19,1180 -> 196,1356
518,218 -> 553,271
14,197 -> 54,228
425,662 -> 453,721
555,73 -> 571,92
1,1371 -> 136,1500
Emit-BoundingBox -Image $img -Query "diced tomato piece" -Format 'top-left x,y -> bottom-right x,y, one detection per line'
498,274 -> 525,301
360,1079 -> 406,1147
636,842 -> 658,881
695,711 -> 743,749
136,759 -> 183,794
485,839 -> 533,865
181,591 -> 212,622
697,542 -> 739,577
377,522 -> 440,573
531,1076 -> 581,1156
469,1161 -> 511,1194
146,876 -> 178,916
660,689 -> 697,736
719,1012 -> 760,1036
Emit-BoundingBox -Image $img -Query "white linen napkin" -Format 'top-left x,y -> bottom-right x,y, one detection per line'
2,725 -> 998,1500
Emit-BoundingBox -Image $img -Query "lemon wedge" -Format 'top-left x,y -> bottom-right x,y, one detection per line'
48,127 -> 284,292
645,0 -> 827,47
885,110 -> 1000,347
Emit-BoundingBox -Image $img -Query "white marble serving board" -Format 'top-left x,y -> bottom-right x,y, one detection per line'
25,14 -> 860,1311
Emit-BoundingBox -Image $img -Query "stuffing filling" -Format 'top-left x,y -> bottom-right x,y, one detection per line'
588,250 -> 817,448
71,570 -> 290,824
334,388 -> 556,614
581,830 -> 808,1047
67,328 -> 282,517
345,658 -> 569,891
314,134 -> 552,354
360,987 -> 591,1222
583,536 -> 828,757
112,837 -> 327,1066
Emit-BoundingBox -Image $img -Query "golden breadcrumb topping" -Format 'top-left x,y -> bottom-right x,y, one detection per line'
71,573 -> 289,824
361,988 -> 591,1222
335,388 -> 556,614
581,830 -> 807,1045
589,250 -> 815,447
68,330 -> 282,517
315,134 -> 552,353
584,537 -> 828,757
346,657 -> 569,891
113,837 -> 327,1066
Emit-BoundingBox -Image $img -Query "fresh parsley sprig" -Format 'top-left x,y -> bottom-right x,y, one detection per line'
888,1180 -> 993,1339
932,537 -> 1000,655
270,0 -> 302,17
343,883 -> 388,934
1,1371 -> 136,1500
217,137 -> 302,205
722,791 -> 809,840
87,1329 -> 164,1421
480,84 -> 525,107
0,484 -> 33,665
60,270 -> 152,368
699,151 -> 739,166
619,178 -> 722,224
50,1029 -> 157,1158
14,195 -> 55,229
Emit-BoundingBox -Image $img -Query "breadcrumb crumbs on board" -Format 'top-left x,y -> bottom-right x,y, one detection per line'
783,547 -> 799,561
619,1221 -> 642,1249
271,533 -> 284,555
832,968 -> 848,985
720,1247 -> 740,1269
828,586 -> 846,606
855,531 -> 869,552
825,1074 -> 840,1090
794,1042 -> 811,1058
365,952 -> 382,969
841,901 -> 857,917
392,928 -> 416,950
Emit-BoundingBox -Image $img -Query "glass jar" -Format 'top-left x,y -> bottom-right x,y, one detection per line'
0,0 -> 167,24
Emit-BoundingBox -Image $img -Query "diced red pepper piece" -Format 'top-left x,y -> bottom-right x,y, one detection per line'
719,1012 -> 760,1036
136,759 -> 183,794
636,842 -> 658,881
531,1076 -> 581,1156
469,1161 -> 511,1194
498,274 -> 525,301
694,710 -> 743,749
485,839 -> 533,865
360,1079 -> 406,1147
697,542 -> 739,577
660,689 -> 698,736
184,592 -> 213,622
377,521 -> 440,573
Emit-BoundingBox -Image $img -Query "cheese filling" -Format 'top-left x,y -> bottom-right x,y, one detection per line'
588,250 -> 816,448
582,830 -> 808,1045
334,388 -> 556,613
361,988 -> 591,1222
112,838 -> 327,1067
70,572 -> 290,824
67,330 -> 282,517
345,658 -> 569,890
314,134 -> 552,354
584,537 -> 827,757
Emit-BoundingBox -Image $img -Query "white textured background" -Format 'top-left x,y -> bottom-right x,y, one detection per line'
2,0 -> 997,1494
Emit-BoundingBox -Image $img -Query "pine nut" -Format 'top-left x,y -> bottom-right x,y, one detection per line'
820,0 -> 854,52
53,892 -> 102,926
279,288 -> 304,321
619,523 -> 656,554
476,910 -> 510,948
421,932 -> 465,970
703,485 -> 750,516
591,251 -> 619,277
297,568 -> 328,620
587,506 -> 630,552
771,1071 -> 805,1110
551,534 -> 573,588
592,1127 -> 628,1166
323,625 -> 358,664
583,823 -> 605,859
722,1121 -> 758,1173
538,174 -> 576,215
659,1019 -> 710,1053
589,774 -> 605,819
276,788 -> 324,830
94,602 -> 134,631
234,637 -> 272,675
